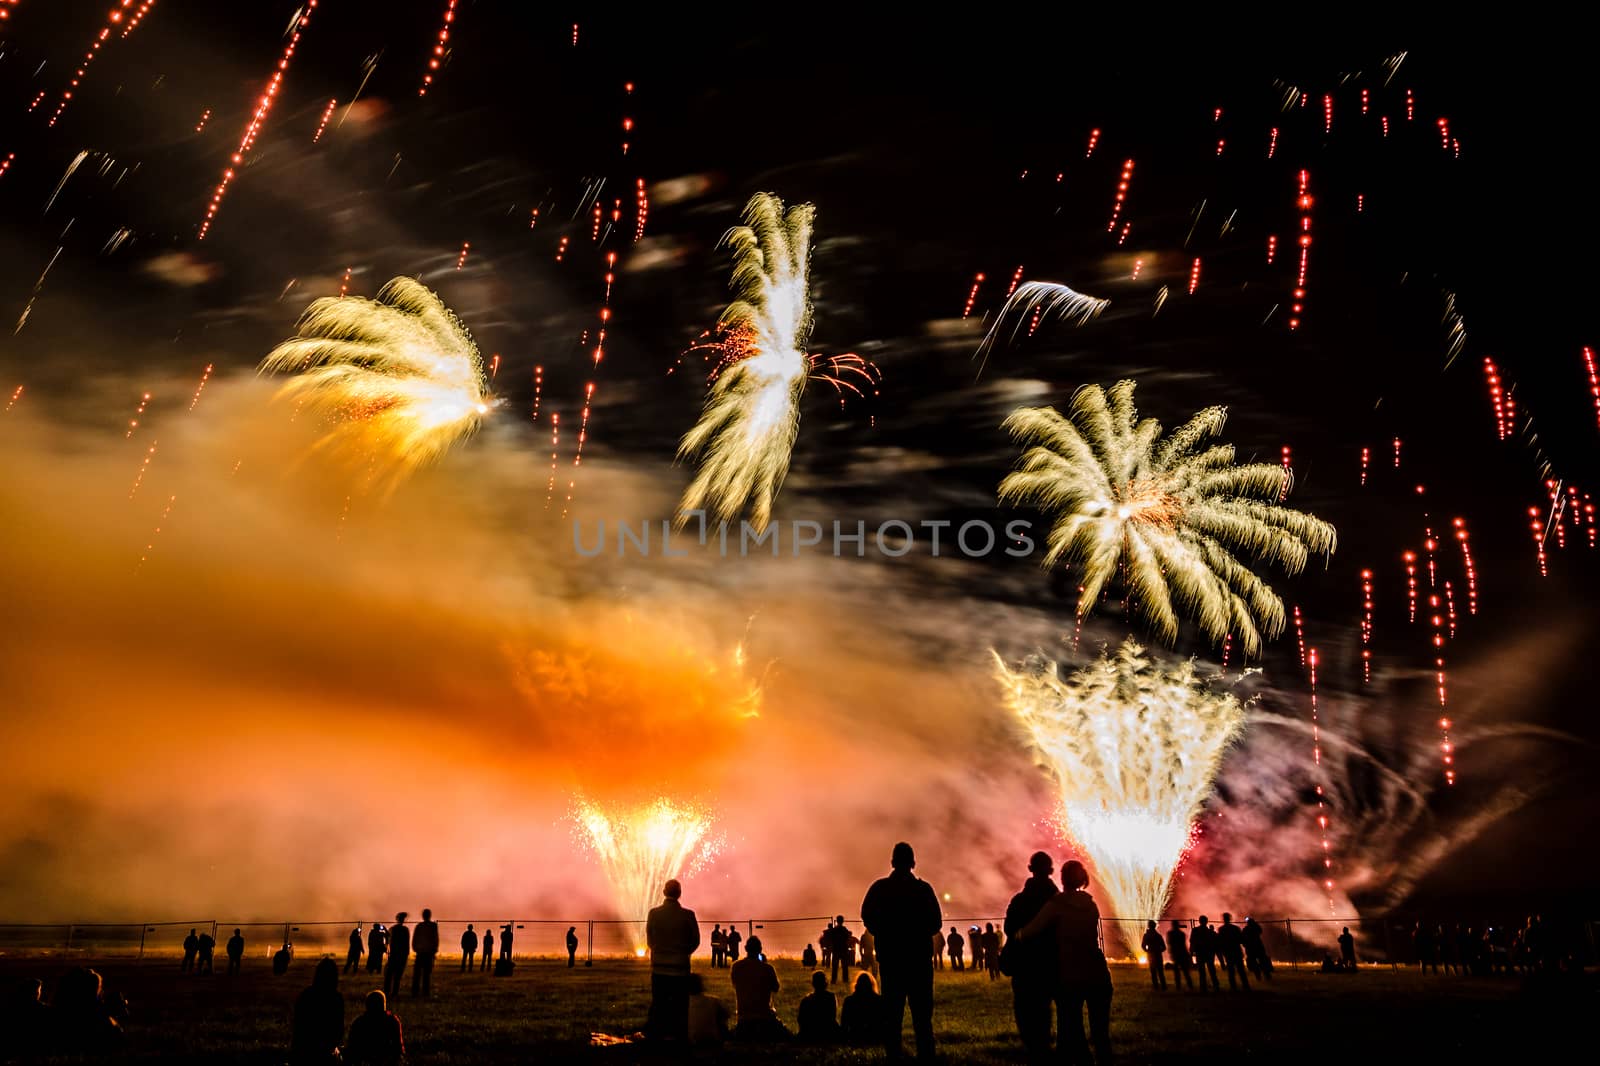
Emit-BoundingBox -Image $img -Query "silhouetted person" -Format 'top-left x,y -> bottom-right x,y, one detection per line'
931,928 -> 945,970
859,929 -> 878,980
7,976 -> 50,1058
820,923 -> 833,969
984,924 -> 1002,980
802,944 -> 818,968
52,967 -> 123,1053
480,927 -> 493,972
1005,851 -> 1059,1062
948,927 -> 965,971
1217,913 -> 1249,991
829,916 -> 853,985
1018,860 -> 1113,1066
730,935 -> 788,1040
1414,921 -> 1438,975
196,930 -> 215,974
181,929 -> 198,972
226,929 -> 245,976
797,969 -> 840,1043
1142,920 -> 1167,989
725,926 -> 741,964
1338,927 -> 1357,970
383,913 -> 409,1001
346,927 -> 364,973
969,925 -> 984,974
1167,921 -> 1194,990
290,958 -> 344,1065
460,924 -> 477,972
274,941 -> 294,976
687,973 -> 730,1047
498,923 -> 514,964
860,841 -> 941,1061
1242,917 -> 1272,981
345,990 -> 404,1066
711,925 -> 726,968
567,926 -> 580,968
366,925 -> 386,974
1192,916 -> 1219,991
840,971 -> 883,1046
646,879 -> 700,1042
411,909 -> 438,997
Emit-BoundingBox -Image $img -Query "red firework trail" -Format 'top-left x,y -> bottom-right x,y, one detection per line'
128,439 -> 157,499
1006,265 -> 1024,298
1360,569 -> 1374,684
1452,518 -> 1478,616
1266,234 -> 1277,264
961,273 -> 984,319
1279,445 -> 1292,501
1292,604 -> 1306,667
125,391 -> 151,438
313,98 -> 336,143
1267,126 -> 1278,158
634,178 -> 649,240
544,413 -> 560,510
136,493 -> 177,569
193,108 -> 211,133
339,266 -> 351,297
1427,589 -> 1455,786
1306,648 -> 1338,912
48,2 -> 158,129
1527,507 -> 1548,577
1290,169 -> 1312,330
1444,579 -> 1457,639
1403,550 -> 1418,623
1188,257 -> 1201,295
455,241 -> 470,270
0,1 -> 17,21
1582,347 -> 1600,431
1107,159 -> 1134,232
1393,436 -> 1402,468
4,384 -> 22,412
0,153 -> 13,182
1323,93 -> 1332,132
1483,357 -> 1510,439
418,0 -> 460,96
198,0 -> 320,240
1085,128 -> 1100,157
188,363 -> 213,411
1359,446 -> 1370,486
531,365 -> 543,423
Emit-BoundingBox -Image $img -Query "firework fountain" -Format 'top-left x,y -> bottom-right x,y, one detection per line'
573,797 -> 721,955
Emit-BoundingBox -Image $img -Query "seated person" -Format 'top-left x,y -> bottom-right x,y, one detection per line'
729,936 -> 788,1041
345,990 -> 404,1066
801,944 -> 818,968
686,974 -> 730,1047
839,971 -> 883,1045
796,970 -> 840,1044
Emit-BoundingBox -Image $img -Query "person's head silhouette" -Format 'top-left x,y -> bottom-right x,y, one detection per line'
421,909 -> 431,922
365,990 -> 386,1014
1061,860 -> 1089,891
1028,851 -> 1053,876
1222,912 -> 1233,924
1198,915 -> 1209,926
811,970 -> 828,992
854,972 -> 876,995
663,879 -> 682,900
1147,920 -> 1157,930
891,842 -> 915,870
746,935 -> 763,960
395,912 -> 407,924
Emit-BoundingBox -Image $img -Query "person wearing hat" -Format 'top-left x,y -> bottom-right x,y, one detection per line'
1018,860 -> 1113,1066
645,878 -> 701,1042
1004,852 -> 1060,1060
860,842 -> 942,1061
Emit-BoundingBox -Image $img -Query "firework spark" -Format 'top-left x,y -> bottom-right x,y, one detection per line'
677,192 -> 817,531
999,381 -> 1336,657
994,639 -> 1246,934
974,280 -> 1109,376
260,277 -> 490,484
573,797 -> 720,953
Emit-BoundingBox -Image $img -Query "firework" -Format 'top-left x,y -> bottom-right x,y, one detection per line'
313,98 -> 336,143
1360,446 -> 1369,486
193,108 -> 211,133
1006,265 -> 1025,298
1483,357 -> 1510,439
531,365 -> 544,423
136,493 -> 177,569
455,241 -> 470,270
962,273 -> 985,318
974,281 -> 1109,375
1305,648 -> 1337,908
1360,569 -> 1374,683
1107,159 -> 1134,232
998,381 -> 1337,657
635,178 -> 649,241
1085,128 -> 1100,157
128,439 -> 157,499
573,797 -> 719,954
260,277 -> 490,484
994,639 -> 1246,932
0,153 -> 13,182
418,0 -> 459,96
188,363 -> 213,411
677,192 -> 819,531
1267,126 -> 1278,159
199,0 -> 319,239
1266,235 -> 1277,264
4,384 -> 22,412
1188,258 -> 1201,295
544,412 -> 560,509
1583,347 -> 1600,432
1290,170 -> 1312,330
125,391 -> 151,438
47,1 -> 158,129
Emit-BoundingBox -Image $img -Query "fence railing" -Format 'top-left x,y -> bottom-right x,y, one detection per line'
1,915 -> 1592,968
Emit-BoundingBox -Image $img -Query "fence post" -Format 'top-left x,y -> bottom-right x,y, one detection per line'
586,921 -> 593,968
1383,920 -> 1395,970
1287,920 -> 1296,970
139,925 -> 148,963
66,925 -> 75,953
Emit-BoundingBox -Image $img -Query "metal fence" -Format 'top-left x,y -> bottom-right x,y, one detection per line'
1,915 -> 1592,968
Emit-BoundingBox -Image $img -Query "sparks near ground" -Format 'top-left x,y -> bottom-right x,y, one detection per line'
572,797 -> 720,953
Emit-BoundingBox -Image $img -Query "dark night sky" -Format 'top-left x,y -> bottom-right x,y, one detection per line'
1,6 -> 1596,915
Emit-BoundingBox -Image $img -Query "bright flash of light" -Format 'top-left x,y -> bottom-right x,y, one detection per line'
993,639 -> 1246,937
974,281 -> 1109,377
260,277 -> 490,486
572,797 -> 721,953
999,381 -> 1336,658
678,192 -> 817,531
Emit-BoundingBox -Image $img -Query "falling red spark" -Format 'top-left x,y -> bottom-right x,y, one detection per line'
1130,258 -> 1143,281
3,384 -> 22,412
1406,89 -> 1415,121
1292,604 -> 1306,667
545,413 -> 561,509
634,178 -> 649,241
1582,347 -> 1600,431
555,235 -> 569,262
1359,446 -> 1370,486
1107,159 -> 1134,232
1403,550 -> 1418,623
1356,193 -> 1364,213
125,391 -> 151,438
137,494 -> 177,569
339,266 -> 351,297
1188,257 -> 1201,295
1267,127 -> 1278,158
455,241 -> 470,270
1444,580 -> 1458,639
1437,116 -> 1450,150
1393,436 -> 1402,468
1361,88 -> 1369,114
313,98 -> 337,143
1215,138 -> 1225,156
188,363 -> 213,411
1006,266 -> 1024,298
531,365 -> 543,424
1429,594 -> 1454,785
48,2 -> 159,129
1306,649 -> 1338,910
962,273 -> 984,319
1548,480 -> 1567,550
1381,115 -> 1390,137
488,354 -> 500,381
418,0 -> 459,97
198,0 -> 320,239
1527,507 -> 1548,577
1279,445 -> 1292,501
1266,234 -> 1277,264
1360,569 -> 1374,684
129,439 -> 157,499
1452,518 -> 1478,616
1085,128 -> 1100,157
1323,94 -> 1332,132
1290,170 -> 1312,330
193,108 -> 211,134
1483,356 -> 1510,439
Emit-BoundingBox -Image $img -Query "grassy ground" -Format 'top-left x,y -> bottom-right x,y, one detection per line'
1,955 -> 1587,1063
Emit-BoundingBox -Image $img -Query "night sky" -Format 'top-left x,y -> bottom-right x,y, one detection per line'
1,6 -> 1594,924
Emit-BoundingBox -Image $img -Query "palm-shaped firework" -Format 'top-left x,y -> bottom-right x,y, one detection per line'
261,277 -> 490,484
994,639 -> 1247,934
999,380 -> 1336,657
677,193 -> 819,531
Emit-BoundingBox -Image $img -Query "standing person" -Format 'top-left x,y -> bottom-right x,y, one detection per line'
411,909 -> 439,997
983,924 -> 1002,981
969,926 -> 984,974
1004,851 -> 1059,1062
366,924 -> 386,974
1217,913 -> 1249,991
346,926 -> 364,973
859,928 -> 878,980
947,927 -> 965,971
1242,917 -> 1272,981
860,841 -> 942,1062
1337,926 -> 1357,970
725,925 -> 742,966
710,925 -> 725,969
344,990 -> 404,1066
1413,922 -> 1437,975
1167,921 -> 1194,991
1141,920 -> 1167,989
383,913 -> 409,1001
566,926 -> 580,968
645,879 -> 701,1043
459,925 -> 478,972
729,935 -> 788,1041
931,928 -> 945,970
226,929 -> 245,976
1018,860 -> 1113,1066
829,917 -> 853,987
820,923 -> 833,971
289,957 -> 344,1065
498,924 -> 514,965
1191,917 -> 1219,991
196,929 -> 216,974
480,927 -> 493,972
181,929 -> 199,973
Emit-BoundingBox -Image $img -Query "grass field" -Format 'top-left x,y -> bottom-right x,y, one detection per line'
1,955 -> 1585,1063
